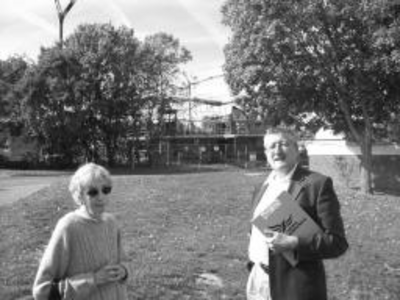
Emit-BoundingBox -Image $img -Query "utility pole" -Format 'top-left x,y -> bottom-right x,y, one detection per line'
187,80 -> 193,133
182,73 -> 195,134
54,0 -> 77,48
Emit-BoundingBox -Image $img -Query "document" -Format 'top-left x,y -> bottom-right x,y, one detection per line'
252,191 -> 322,266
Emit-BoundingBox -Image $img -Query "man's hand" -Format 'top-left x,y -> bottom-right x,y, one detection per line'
94,264 -> 127,286
266,232 -> 298,254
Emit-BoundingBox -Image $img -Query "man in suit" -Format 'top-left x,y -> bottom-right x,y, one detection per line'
247,128 -> 348,300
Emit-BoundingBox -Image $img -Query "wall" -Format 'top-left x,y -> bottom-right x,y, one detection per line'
306,140 -> 400,192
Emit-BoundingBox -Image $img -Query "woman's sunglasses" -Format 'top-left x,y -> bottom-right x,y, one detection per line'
86,186 -> 112,197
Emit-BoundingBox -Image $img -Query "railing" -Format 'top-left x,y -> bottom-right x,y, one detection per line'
161,120 -> 266,137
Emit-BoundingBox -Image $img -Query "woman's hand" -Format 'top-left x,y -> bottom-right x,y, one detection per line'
94,264 -> 127,286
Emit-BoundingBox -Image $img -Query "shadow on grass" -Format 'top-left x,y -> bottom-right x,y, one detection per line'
2,163 -> 268,178
373,188 -> 400,197
110,164 -> 243,176
10,173 -> 72,178
348,184 -> 400,197
0,169 -> 73,178
2,164 -> 244,178
345,185 -> 400,197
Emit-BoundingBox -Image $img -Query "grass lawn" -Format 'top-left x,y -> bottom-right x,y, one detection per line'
0,165 -> 399,300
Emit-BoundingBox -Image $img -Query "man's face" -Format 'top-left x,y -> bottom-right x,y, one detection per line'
264,133 -> 299,172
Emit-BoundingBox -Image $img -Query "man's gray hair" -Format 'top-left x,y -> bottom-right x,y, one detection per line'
263,127 -> 299,149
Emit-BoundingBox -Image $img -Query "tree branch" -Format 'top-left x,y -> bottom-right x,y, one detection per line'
54,0 -> 62,16
64,0 -> 77,16
287,13 -> 362,143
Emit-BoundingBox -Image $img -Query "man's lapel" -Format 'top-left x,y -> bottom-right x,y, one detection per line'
251,166 -> 307,216
251,182 -> 269,216
288,181 -> 303,201
288,165 -> 307,201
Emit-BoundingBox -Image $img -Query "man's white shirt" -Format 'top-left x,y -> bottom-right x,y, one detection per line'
248,165 -> 297,265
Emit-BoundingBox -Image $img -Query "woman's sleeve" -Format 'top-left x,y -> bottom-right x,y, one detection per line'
32,218 -> 96,300
117,228 -> 133,284
32,219 -> 71,300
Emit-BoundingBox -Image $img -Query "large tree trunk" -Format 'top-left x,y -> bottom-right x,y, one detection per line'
359,135 -> 373,194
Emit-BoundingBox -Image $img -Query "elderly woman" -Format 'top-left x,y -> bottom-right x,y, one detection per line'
33,163 -> 131,300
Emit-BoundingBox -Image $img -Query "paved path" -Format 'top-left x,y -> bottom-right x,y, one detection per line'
0,170 -> 70,206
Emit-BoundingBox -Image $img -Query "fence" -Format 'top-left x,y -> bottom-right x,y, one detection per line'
136,139 -> 267,169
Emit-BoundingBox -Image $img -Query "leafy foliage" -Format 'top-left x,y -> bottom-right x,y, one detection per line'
20,23 -> 191,166
222,0 -> 400,192
0,56 -> 29,135
222,0 -> 400,135
139,33 -> 192,151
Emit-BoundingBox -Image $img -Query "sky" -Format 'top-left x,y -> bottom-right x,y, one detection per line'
0,0 -> 232,101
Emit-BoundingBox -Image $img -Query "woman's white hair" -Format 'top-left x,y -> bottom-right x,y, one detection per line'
68,163 -> 112,205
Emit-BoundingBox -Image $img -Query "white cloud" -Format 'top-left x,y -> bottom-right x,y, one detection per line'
0,0 -> 231,100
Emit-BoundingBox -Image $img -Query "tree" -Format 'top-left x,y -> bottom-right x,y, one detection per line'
22,23 -> 144,166
137,32 -> 192,163
22,48 -> 85,165
22,24 -> 192,167
64,23 -> 144,166
0,56 -> 29,136
222,0 -> 400,193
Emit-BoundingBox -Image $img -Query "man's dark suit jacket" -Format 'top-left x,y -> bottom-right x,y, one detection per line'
249,166 -> 348,300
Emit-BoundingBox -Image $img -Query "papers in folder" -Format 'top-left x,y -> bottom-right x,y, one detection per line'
252,191 -> 322,266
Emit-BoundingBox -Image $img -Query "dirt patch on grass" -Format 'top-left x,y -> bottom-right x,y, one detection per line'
0,170 -> 70,206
